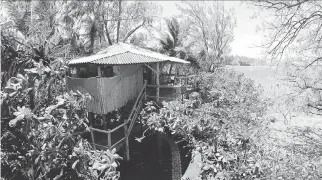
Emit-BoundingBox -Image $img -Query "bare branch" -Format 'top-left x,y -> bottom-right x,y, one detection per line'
122,19 -> 146,42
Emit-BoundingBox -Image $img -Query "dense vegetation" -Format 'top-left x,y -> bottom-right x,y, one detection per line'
139,68 -> 322,179
1,47 -> 121,179
1,0 -> 322,180
140,69 -> 270,179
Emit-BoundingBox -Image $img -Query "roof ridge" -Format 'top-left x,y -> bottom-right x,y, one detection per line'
92,51 -> 131,63
68,43 -> 189,65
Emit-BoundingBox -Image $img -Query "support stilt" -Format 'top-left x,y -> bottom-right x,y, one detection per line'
124,123 -> 130,161
108,132 -> 112,148
102,114 -> 108,139
156,62 -> 160,102
88,112 -> 96,150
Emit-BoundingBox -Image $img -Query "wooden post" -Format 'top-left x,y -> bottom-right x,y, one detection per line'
103,114 -> 108,139
97,66 -> 102,77
156,62 -> 160,102
88,112 -> 96,150
176,86 -> 181,100
144,80 -> 147,101
108,132 -> 112,148
76,67 -> 80,77
124,123 -> 130,161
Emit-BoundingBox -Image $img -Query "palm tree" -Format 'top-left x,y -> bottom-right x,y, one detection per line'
158,18 -> 199,76
1,1 -> 69,85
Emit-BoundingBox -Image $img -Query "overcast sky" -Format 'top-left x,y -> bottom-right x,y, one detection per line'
156,1 -> 265,59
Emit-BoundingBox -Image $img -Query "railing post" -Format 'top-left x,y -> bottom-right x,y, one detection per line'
88,112 -> 96,150
144,80 -> 147,101
156,62 -> 160,102
108,132 -> 112,148
124,123 -> 130,161
177,86 -> 181,100
103,114 -> 109,140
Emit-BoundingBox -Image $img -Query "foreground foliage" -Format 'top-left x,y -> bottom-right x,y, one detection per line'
1,57 -> 120,179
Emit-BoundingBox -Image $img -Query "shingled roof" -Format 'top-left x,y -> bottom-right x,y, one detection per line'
68,43 -> 190,65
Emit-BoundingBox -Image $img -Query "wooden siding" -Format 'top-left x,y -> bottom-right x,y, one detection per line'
67,64 -> 143,114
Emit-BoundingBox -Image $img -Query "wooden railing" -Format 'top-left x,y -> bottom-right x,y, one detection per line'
160,74 -> 196,85
146,74 -> 196,101
146,84 -> 184,101
126,80 -> 147,136
88,80 -> 147,161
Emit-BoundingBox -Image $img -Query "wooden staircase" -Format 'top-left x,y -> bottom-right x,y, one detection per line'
88,80 -> 147,161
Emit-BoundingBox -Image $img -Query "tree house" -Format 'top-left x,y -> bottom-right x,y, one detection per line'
66,43 -> 189,161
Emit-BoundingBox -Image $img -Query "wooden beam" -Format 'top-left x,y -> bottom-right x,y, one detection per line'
89,127 -> 110,134
146,84 -> 182,89
89,123 -> 126,134
176,86 -> 182,100
103,114 -> 108,139
146,95 -> 177,100
88,112 -> 96,150
144,63 -> 158,74
97,66 -> 102,77
110,137 -> 125,150
144,81 -> 147,101
108,132 -> 112,148
91,143 -> 109,150
156,62 -> 160,101
124,123 -> 130,161
76,67 -> 80,77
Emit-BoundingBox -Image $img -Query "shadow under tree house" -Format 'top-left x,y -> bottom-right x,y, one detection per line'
66,43 -> 189,161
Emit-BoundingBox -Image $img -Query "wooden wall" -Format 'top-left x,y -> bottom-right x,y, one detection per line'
67,64 -> 143,114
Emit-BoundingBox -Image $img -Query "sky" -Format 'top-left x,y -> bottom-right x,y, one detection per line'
156,1 -> 265,59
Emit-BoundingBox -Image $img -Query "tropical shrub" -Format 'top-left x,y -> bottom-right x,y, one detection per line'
140,68 -> 270,179
1,56 -> 121,179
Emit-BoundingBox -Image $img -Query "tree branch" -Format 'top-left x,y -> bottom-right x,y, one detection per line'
122,20 -> 146,42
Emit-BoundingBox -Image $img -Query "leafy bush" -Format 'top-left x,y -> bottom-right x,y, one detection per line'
140,68 -> 270,179
1,58 -> 121,179
259,126 -> 322,180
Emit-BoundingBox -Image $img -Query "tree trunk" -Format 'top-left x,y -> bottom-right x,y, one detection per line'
116,0 -> 122,43
88,23 -> 96,54
104,22 -> 113,45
